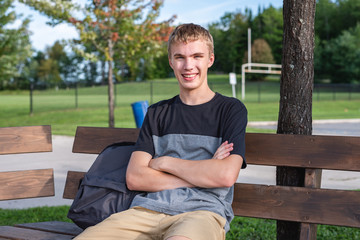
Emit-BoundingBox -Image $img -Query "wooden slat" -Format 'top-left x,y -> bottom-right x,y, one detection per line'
72,127 -> 139,154
0,169 -> 54,201
0,125 -> 52,155
232,183 -> 360,228
63,171 -> 85,199
245,133 -> 360,171
299,168 -> 323,239
72,129 -> 360,170
0,226 -> 73,240
15,221 -> 82,236
300,223 -> 317,240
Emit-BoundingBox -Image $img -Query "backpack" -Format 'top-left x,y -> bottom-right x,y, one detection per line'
67,142 -> 142,229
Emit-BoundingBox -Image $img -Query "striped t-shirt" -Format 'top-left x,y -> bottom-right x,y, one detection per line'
131,92 -> 247,232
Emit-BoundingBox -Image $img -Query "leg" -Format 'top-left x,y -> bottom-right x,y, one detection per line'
166,237 -> 191,240
74,207 -> 164,240
163,211 -> 226,240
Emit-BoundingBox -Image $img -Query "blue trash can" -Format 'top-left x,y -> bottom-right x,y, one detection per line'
131,100 -> 149,128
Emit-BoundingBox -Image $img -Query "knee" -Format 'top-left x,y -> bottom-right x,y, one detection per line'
166,236 -> 191,240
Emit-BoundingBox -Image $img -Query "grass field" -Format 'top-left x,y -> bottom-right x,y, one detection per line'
1,75 -> 360,238
1,75 -> 359,135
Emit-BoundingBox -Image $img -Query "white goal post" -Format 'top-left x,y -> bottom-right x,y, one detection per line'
241,63 -> 282,100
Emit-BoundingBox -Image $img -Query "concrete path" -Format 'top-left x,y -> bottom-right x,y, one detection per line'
248,119 -> 360,137
0,120 -> 359,209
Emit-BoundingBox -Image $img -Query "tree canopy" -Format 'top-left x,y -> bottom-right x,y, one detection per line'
315,0 -> 360,83
20,0 -> 174,127
0,0 -> 32,90
2,0 -> 360,91
208,0 -> 360,84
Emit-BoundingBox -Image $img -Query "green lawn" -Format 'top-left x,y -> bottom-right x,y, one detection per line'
0,76 -> 359,135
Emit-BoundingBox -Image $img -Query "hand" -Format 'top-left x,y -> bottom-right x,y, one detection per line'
149,156 -> 166,171
212,141 -> 233,160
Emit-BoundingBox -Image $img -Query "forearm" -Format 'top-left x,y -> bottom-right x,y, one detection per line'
150,155 -> 243,188
126,165 -> 194,192
126,151 -> 194,192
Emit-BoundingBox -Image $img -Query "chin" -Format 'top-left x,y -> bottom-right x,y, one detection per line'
180,82 -> 200,90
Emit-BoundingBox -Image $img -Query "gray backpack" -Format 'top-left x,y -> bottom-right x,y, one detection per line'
67,142 -> 142,229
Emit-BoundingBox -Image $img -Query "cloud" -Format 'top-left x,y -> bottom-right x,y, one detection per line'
30,23 -> 78,51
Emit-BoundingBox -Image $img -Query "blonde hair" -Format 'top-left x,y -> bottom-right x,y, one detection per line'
167,23 -> 214,57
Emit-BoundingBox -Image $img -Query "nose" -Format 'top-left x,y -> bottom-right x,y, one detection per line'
183,58 -> 194,71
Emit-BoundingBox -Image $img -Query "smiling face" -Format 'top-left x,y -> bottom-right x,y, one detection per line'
169,40 -> 215,94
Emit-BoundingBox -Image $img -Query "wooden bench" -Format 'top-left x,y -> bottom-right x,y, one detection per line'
1,126 -> 359,239
0,126 -> 65,239
0,126 -> 53,202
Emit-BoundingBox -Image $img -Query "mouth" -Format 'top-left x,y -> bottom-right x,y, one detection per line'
182,73 -> 198,81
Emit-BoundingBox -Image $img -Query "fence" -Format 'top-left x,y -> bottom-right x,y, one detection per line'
23,81 -> 360,114
314,83 -> 360,101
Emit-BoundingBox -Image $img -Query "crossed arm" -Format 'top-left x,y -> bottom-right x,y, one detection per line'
126,141 -> 243,192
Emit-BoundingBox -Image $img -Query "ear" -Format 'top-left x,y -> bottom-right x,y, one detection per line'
208,53 -> 215,68
168,56 -> 174,69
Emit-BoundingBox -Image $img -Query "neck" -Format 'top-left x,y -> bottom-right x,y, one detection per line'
179,87 -> 215,105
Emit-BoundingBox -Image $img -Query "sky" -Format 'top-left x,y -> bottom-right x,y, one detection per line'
11,0 -> 283,52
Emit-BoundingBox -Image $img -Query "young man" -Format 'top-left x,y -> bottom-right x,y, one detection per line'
75,23 -> 247,240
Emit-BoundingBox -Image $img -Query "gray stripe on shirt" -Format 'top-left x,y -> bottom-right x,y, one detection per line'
153,134 -> 222,160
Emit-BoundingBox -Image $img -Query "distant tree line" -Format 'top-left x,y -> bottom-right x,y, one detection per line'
1,0 -> 174,92
315,0 -> 360,83
1,0 -> 360,91
209,0 -> 360,84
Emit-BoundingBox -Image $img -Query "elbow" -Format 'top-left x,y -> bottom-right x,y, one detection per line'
218,169 -> 239,188
126,171 -> 139,191
221,175 -> 237,188
217,155 -> 242,188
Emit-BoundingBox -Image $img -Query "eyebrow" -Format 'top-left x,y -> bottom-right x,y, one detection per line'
173,52 -> 205,57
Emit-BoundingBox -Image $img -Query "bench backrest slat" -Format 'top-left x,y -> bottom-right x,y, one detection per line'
0,125 -> 52,155
246,133 -> 360,171
232,183 -> 360,228
0,169 -> 54,201
63,171 -> 85,199
72,127 -> 139,154
0,125 -> 54,201
72,127 -> 360,171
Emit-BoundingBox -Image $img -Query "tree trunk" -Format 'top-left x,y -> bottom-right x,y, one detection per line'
276,1 -> 316,239
101,60 -> 106,85
108,39 -> 115,128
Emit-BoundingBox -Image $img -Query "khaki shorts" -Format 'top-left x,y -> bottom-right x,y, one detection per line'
74,206 -> 226,240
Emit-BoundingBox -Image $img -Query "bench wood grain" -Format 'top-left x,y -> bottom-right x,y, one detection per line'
72,127 -> 139,154
0,126 -> 54,201
15,221 -> 83,236
0,226 -> 73,240
0,125 -> 52,154
0,169 -> 54,201
245,133 -> 360,171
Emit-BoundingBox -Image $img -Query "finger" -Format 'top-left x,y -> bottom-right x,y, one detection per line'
213,144 -> 233,159
213,141 -> 234,159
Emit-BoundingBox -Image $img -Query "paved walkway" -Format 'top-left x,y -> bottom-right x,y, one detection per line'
0,119 -> 359,209
248,119 -> 360,136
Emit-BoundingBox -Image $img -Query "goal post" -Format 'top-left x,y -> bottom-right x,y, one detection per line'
241,63 -> 282,100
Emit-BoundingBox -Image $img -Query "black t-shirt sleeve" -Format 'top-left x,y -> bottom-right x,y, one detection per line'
134,111 -> 155,156
222,100 -> 248,168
